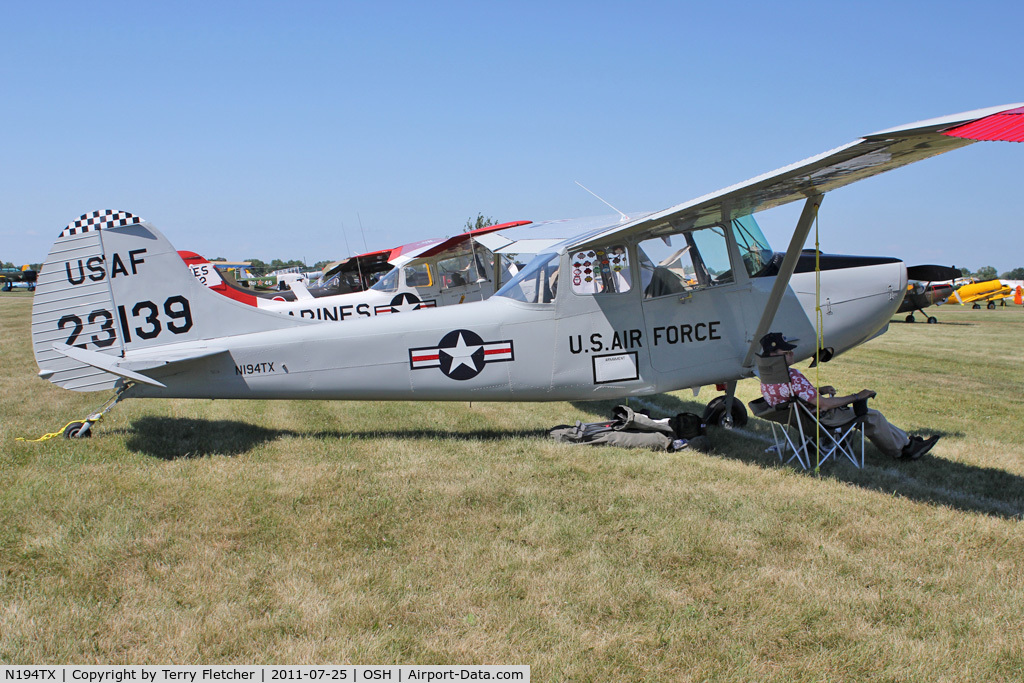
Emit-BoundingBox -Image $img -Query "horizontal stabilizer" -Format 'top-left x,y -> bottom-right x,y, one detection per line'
289,280 -> 314,300
52,343 -> 166,387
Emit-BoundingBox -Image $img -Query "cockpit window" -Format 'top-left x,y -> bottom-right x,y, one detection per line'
371,268 -> 400,293
494,252 -> 559,304
731,214 -> 774,278
570,245 -> 632,294
638,226 -> 734,299
404,263 -> 432,288
437,252 -> 476,288
370,263 -> 432,292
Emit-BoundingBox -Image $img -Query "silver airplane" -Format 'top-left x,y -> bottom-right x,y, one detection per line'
31,104 -> 1024,436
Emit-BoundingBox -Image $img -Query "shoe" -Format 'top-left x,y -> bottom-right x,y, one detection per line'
902,435 -> 939,460
911,435 -> 940,459
901,436 -> 924,459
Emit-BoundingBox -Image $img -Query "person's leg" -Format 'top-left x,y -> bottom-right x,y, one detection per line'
860,409 -> 910,458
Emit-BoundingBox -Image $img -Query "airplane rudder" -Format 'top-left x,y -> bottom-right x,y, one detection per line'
32,210 -> 147,390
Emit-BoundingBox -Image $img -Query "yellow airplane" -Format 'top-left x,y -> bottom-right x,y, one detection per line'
951,279 -> 1014,309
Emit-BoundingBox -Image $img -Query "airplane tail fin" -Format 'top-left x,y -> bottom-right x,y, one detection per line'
32,210 -> 308,392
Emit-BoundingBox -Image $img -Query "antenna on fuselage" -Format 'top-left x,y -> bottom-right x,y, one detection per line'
340,220 -> 366,291
356,214 -> 372,290
574,181 -> 629,222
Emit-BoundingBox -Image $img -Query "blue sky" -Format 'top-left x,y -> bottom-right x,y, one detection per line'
2,1 -> 1021,272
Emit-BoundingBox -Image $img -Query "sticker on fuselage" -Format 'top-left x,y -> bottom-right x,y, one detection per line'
592,352 -> 639,384
409,329 -> 514,380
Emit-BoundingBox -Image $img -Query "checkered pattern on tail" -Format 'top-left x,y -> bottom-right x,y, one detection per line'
60,210 -> 143,238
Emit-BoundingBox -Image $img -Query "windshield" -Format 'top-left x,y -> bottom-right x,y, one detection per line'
371,268 -> 400,293
731,214 -> 774,278
494,252 -> 560,304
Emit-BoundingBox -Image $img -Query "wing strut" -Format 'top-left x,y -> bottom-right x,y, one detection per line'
742,193 -> 823,369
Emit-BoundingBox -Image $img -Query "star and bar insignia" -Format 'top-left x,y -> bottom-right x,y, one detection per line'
375,292 -> 437,315
409,329 -> 514,380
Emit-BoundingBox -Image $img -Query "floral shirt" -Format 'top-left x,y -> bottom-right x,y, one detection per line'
761,367 -> 819,407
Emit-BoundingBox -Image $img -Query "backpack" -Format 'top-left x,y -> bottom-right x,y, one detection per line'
670,412 -> 706,439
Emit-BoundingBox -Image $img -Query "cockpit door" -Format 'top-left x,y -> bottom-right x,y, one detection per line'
637,226 -> 750,384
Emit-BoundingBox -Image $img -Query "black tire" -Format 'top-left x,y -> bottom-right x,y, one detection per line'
703,396 -> 748,429
63,421 -> 92,439
972,303 -> 981,309
905,314 -> 915,323
987,301 -> 996,310
927,316 -> 938,324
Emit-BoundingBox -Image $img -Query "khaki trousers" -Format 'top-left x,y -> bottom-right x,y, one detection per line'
821,407 -> 910,459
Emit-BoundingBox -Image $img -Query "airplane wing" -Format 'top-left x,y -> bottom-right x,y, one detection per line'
569,103 -> 1024,248
413,220 -> 532,259
906,265 -> 962,282
477,214 -> 654,255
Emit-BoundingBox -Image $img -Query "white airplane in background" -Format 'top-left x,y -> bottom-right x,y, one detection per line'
178,218 -> 602,321
30,103 -> 1024,437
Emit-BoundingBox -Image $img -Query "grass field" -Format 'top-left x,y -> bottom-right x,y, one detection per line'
2,292 -> 1022,679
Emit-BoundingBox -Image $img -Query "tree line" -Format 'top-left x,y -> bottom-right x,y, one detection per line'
2,261 -> 43,270
960,266 -> 1024,281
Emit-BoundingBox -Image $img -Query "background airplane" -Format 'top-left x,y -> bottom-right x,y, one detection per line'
950,279 -> 1023,309
895,264 -> 962,323
181,218 -> 600,321
1,265 -> 37,291
28,103 -> 1024,438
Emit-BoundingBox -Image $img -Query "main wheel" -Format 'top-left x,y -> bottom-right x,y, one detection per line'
972,303 -> 981,309
987,301 -> 996,310
927,316 -> 938,324
905,314 -> 916,323
63,422 -> 92,438
703,396 -> 748,430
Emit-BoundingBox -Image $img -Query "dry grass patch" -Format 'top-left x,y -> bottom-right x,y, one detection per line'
2,297 -> 1024,679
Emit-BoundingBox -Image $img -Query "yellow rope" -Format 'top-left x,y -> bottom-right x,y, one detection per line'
814,209 -> 823,472
16,415 -> 102,442
15,386 -> 127,442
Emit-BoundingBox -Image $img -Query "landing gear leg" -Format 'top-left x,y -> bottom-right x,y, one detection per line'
703,381 -> 748,429
63,383 -> 132,438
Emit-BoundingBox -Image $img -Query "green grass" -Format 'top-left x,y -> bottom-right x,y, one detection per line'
2,294 -> 1023,679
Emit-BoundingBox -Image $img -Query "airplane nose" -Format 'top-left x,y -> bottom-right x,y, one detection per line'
790,257 -> 907,355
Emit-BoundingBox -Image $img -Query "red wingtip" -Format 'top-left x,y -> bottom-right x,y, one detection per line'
942,106 -> 1024,142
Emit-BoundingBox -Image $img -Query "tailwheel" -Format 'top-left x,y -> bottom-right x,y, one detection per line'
63,422 -> 92,439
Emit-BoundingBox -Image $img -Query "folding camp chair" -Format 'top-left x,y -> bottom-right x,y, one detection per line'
749,355 -> 866,469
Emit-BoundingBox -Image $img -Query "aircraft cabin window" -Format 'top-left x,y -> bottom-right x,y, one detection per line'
371,268 -> 400,292
570,245 -> 632,295
404,263 -> 432,288
494,252 -> 560,304
437,252 -> 477,288
638,226 -> 734,299
731,214 -> 775,278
